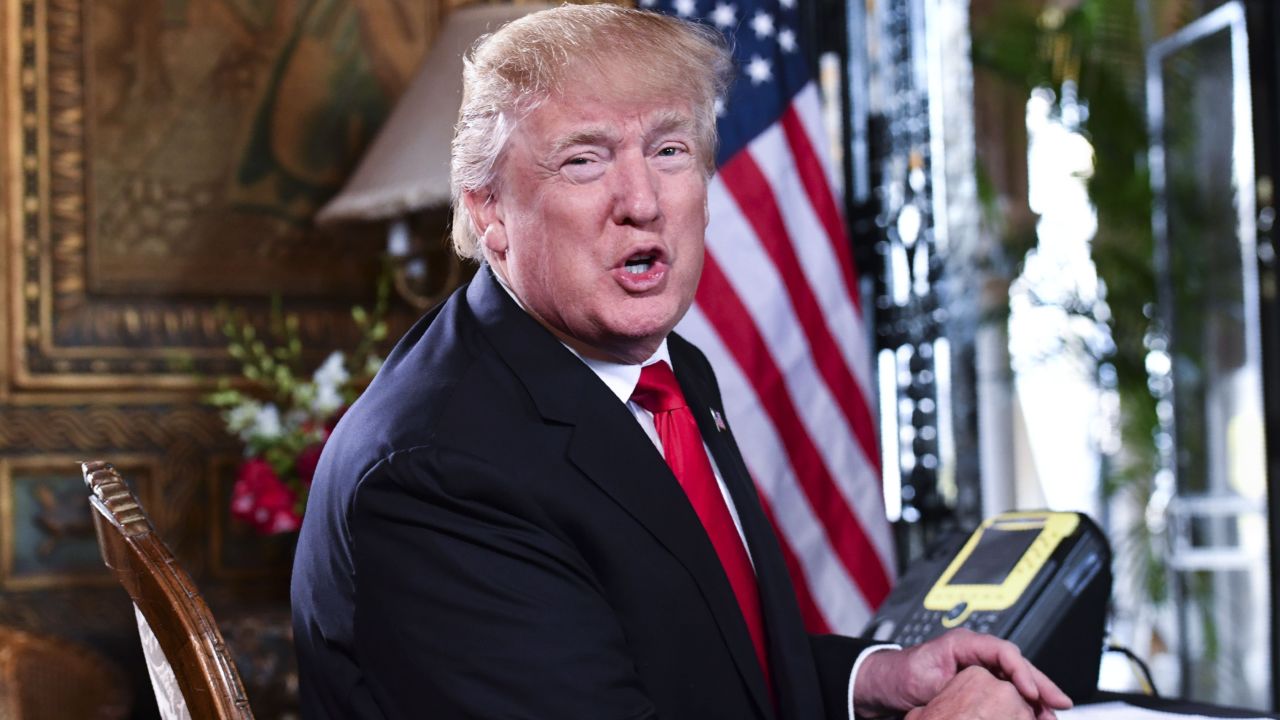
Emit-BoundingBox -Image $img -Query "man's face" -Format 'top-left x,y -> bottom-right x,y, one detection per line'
466,79 -> 709,364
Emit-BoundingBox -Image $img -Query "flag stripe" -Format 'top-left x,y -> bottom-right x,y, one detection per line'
702,176 -> 894,570
717,152 -> 881,470
789,85 -> 845,213
678,305 -> 876,631
758,493 -> 831,634
746,118 -> 875,410
739,116 -> 893,564
781,102 -> 862,313
652,0 -> 896,632
694,258 -> 893,604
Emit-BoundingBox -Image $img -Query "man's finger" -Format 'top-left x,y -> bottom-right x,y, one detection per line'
947,634 -> 1036,700
972,639 -> 1072,711
946,631 -> 1073,709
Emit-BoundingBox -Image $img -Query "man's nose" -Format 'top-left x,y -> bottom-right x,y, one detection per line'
612,152 -> 662,227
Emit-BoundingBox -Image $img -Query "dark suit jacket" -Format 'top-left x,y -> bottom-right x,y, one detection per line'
291,266 -> 874,719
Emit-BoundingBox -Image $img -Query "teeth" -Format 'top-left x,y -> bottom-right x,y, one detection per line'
624,254 -> 655,274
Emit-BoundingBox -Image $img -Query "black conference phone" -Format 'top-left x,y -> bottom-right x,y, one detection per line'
862,510 -> 1112,702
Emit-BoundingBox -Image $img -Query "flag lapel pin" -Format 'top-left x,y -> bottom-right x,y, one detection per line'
710,408 -> 727,432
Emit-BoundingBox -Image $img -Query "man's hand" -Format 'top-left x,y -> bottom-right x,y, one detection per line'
903,666 -> 1043,720
852,628 -> 1072,719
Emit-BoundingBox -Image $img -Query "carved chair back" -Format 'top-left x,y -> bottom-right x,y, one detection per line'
82,460 -> 254,720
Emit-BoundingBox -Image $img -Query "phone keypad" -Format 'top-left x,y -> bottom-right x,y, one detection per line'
894,608 -> 1003,646
894,609 -> 943,646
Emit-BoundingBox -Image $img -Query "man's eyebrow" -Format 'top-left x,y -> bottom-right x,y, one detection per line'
646,110 -> 696,138
544,111 -> 696,158
549,126 -> 621,156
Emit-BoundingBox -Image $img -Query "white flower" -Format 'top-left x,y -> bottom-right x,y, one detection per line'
252,403 -> 283,440
311,352 -> 350,415
313,384 -> 344,416
226,400 -> 263,440
314,351 -> 350,387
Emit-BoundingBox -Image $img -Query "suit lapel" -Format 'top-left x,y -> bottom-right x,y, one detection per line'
466,269 -> 774,719
562,414 -> 775,719
670,337 -> 827,720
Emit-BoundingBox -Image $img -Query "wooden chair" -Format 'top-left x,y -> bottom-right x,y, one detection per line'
82,460 -> 254,720
0,625 -> 132,719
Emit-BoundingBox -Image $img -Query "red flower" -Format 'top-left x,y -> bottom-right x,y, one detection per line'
230,458 -> 301,535
296,442 -> 325,488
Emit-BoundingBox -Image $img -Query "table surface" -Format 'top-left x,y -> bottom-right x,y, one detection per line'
1091,691 -> 1279,718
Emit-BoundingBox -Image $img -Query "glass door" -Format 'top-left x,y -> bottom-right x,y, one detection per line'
1147,1 -> 1271,709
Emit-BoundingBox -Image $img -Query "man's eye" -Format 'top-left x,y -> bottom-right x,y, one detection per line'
561,155 -> 605,182
657,146 -> 684,157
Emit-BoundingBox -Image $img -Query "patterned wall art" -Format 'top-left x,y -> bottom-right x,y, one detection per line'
1,0 -> 458,713
6,0 -> 436,391
0,456 -> 157,589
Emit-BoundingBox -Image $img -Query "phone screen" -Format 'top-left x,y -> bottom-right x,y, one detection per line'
949,526 -> 1041,585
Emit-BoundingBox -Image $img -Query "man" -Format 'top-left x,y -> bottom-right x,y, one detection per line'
291,6 -> 1073,719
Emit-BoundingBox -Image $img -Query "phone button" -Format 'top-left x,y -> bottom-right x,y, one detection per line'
941,602 -> 972,628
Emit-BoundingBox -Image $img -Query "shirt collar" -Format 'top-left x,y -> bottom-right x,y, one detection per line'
489,263 -> 670,402
576,341 -> 671,404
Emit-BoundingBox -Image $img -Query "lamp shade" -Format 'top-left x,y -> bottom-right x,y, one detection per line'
316,2 -> 549,225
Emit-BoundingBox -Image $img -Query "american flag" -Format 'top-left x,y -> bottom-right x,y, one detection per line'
649,0 -> 897,633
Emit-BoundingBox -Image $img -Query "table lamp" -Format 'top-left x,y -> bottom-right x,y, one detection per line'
316,2 -> 550,308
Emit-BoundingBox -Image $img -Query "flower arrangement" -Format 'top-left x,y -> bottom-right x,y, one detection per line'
209,284 -> 388,534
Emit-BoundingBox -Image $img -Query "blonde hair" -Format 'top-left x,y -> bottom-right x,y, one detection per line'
450,4 -> 733,260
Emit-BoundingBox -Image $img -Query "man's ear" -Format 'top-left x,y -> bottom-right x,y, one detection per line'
463,189 -> 507,257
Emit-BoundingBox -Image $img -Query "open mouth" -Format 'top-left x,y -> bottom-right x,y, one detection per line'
624,253 -> 657,274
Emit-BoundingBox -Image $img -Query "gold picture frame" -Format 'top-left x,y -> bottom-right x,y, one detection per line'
3,0 -> 442,391
0,454 -> 159,590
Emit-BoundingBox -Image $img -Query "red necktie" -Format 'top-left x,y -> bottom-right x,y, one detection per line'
631,361 -> 772,691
